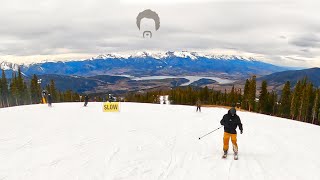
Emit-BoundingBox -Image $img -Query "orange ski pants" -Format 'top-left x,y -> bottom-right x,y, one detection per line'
223,132 -> 238,152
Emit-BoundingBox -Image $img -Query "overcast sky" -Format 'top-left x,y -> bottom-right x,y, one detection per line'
0,0 -> 319,67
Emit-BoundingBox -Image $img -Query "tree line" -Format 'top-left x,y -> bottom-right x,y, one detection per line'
0,69 -> 82,108
2,68 -> 319,125
125,76 -> 320,125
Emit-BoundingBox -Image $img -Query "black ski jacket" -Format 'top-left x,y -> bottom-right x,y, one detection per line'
220,110 -> 243,134
47,95 -> 52,104
85,96 -> 89,102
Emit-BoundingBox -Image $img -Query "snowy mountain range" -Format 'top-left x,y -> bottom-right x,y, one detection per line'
93,51 -> 257,61
0,51 -> 290,78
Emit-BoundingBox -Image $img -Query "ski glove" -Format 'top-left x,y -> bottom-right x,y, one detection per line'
240,130 -> 243,134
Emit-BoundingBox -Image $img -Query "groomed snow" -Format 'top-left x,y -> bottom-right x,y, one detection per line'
0,102 -> 319,180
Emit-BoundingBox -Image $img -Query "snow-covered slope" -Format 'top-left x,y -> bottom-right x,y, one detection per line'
0,102 -> 319,180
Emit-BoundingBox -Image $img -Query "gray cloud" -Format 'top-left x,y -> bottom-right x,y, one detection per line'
0,0 -> 319,67
290,34 -> 320,48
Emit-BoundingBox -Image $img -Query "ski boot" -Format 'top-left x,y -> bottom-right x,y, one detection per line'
222,151 -> 228,159
234,152 -> 238,160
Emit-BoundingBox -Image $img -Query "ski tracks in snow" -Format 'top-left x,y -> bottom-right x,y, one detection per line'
157,125 -> 178,180
106,148 -> 120,167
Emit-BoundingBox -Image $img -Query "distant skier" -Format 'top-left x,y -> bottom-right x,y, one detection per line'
84,95 -> 89,107
220,107 -> 243,160
42,90 -> 47,104
196,99 -> 201,112
47,94 -> 52,107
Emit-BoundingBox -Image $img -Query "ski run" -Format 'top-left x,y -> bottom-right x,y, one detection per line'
0,102 -> 320,180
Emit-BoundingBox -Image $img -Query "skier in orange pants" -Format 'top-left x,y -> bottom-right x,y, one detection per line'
220,107 -> 243,159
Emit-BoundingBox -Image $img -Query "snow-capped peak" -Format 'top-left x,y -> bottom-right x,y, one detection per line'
133,51 -> 150,58
130,51 -> 169,59
95,53 -> 130,59
88,51 -> 258,62
0,61 -> 20,71
173,51 -> 198,60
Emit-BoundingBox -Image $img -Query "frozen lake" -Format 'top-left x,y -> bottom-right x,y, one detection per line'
120,75 -> 235,85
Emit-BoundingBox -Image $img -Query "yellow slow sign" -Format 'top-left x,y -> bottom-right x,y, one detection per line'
103,102 -> 120,112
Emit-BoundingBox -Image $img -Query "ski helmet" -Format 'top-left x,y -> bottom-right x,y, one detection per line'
230,107 -> 236,116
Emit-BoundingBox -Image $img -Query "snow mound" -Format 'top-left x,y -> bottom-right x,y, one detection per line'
0,102 -> 319,180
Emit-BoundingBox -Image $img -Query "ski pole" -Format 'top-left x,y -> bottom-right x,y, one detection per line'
198,126 -> 223,140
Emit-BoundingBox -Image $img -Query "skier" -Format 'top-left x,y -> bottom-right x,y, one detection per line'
84,95 -> 89,107
47,93 -> 52,107
196,99 -> 201,112
42,90 -> 47,104
220,107 -> 243,160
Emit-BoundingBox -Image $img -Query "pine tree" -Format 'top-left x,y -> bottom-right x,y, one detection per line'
302,82 -> 313,122
10,73 -> 19,106
49,79 -> 58,103
290,95 -> 295,119
30,75 -> 42,104
298,78 -> 311,122
224,89 -> 227,106
16,68 -> 26,105
24,82 -> 30,104
241,79 -> 250,110
280,81 -> 291,118
290,80 -> 302,120
248,76 -> 257,111
59,91 -> 65,102
203,86 -> 209,103
228,85 -> 235,106
1,70 -> 9,107
312,89 -> 319,124
187,86 -> 193,105
237,88 -> 242,108
258,80 -> 268,114
271,91 -> 278,115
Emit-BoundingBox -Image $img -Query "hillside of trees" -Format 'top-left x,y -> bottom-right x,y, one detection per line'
0,69 -> 82,108
126,76 -> 320,125
1,68 -> 319,125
